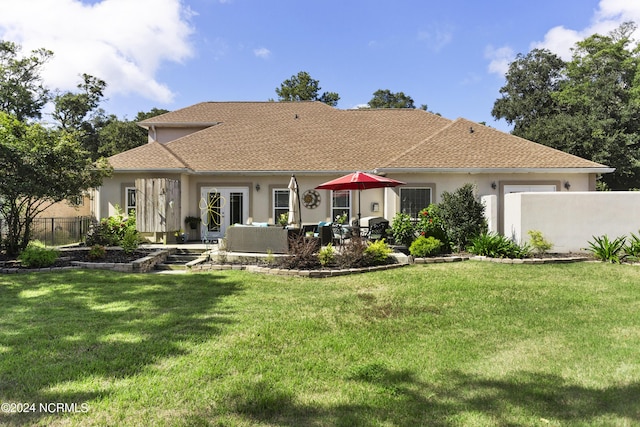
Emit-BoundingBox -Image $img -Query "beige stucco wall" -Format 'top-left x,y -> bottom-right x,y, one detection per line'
97,171 -> 598,240
504,191 -> 640,253
37,195 -> 91,218
150,127 -> 209,144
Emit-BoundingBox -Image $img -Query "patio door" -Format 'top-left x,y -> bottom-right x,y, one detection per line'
200,187 -> 249,241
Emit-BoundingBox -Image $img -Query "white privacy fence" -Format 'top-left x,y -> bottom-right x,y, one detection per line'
501,192 -> 640,253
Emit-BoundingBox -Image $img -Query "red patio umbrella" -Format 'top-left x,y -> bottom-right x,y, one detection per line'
315,171 -> 406,223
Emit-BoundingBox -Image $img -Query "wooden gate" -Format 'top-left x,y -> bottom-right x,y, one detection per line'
135,178 -> 181,235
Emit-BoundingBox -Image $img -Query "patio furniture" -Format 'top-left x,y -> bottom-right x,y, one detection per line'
224,225 -> 290,254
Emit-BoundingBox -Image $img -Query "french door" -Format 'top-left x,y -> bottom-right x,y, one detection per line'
200,187 -> 249,240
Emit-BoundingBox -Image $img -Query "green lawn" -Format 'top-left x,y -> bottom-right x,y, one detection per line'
1,262 -> 639,426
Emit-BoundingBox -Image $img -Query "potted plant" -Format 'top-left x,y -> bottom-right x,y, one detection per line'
174,229 -> 188,243
277,213 -> 289,227
185,216 -> 201,230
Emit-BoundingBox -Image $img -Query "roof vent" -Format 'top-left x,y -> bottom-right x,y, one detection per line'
295,114 -> 299,119
469,126 -> 474,133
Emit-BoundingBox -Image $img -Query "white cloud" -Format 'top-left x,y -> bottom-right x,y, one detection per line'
253,47 -> 271,59
0,0 -> 194,104
485,45 -> 515,76
532,0 -> 640,60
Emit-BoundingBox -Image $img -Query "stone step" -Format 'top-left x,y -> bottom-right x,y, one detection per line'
155,263 -> 187,271
165,254 -> 201,263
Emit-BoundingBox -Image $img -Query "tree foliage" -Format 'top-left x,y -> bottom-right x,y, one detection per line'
97,109 -> 168,157
492,22 -> 640,190
368,89 -> 416,109
439,183 -> 487,251
275,71 -> 340,106
0,112 -> 111,255
0,41 -> 52,121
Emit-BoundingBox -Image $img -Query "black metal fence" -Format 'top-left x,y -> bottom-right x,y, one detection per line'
29,216 -> 92,247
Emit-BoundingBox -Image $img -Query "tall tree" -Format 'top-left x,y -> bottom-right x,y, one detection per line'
0,40 -> 52,121
0,112 -> 111,255
368,89 -> 416,109
275,71 -> 340,106
51,73 -> 107,159
492,22 -> 640,190
97,108 -> 169,157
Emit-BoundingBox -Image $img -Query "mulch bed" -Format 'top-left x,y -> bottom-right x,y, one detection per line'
0,248 -> 154,269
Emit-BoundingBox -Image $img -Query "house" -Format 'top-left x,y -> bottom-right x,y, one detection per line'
93,101 -> 612,243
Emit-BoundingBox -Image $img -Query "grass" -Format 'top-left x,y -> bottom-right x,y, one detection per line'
0,262 -> 639,426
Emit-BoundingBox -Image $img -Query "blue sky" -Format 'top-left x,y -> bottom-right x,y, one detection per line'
1,0 -> 638,131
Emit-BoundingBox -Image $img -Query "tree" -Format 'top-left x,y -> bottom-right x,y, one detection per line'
97,108 -> 169,157
492,22 -> 640,189
368,89 -> 416,109
438,183 -> 487,251
275,71 -> 340,106
0,40 -> 52,121
51,73 -> 107,159
491,48 -> 566,142
0,112 -> 111,255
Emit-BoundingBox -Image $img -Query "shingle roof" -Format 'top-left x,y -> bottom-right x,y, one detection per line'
109,101 -> 610,173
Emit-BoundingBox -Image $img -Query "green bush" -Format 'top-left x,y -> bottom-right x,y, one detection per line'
469,233 -> 531,259
318,243 -> 336,267
527,230 -> 553,255
364,239 -> 393,265
588,235 -> 626,263
18,240 -> 59,268
120,227 -> 140,255
414,205 -> 450,252
390,213 -> 415,247
439,184 -> 487,251
88,244 -> 106,261
409,236 -> 443,257
86,206 -> 137,247
625,231 -> 640,259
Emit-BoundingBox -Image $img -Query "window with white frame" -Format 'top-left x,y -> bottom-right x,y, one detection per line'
273,189 -> 289,224
125,187 -> 136,217
400,187 -> 432,218
331,190 -> 351,224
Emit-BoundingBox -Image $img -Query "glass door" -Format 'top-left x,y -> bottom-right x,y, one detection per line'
200,187 -> 249,241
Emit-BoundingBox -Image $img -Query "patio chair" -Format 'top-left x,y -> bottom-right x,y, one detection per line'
366,222 -> 388,241
332,224 -> 352,246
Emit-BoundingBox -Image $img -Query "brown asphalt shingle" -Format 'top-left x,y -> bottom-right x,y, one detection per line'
109,101 -> 609,172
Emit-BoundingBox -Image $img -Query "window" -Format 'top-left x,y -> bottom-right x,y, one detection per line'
68,194 -> 84,207
273,189 -> 289,223
332,190 -> 351,223
125,187 -> 136,217
400,187 -> 432,218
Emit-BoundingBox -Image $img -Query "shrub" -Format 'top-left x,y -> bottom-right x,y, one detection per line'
469,233 -> 531,259
527,230 -> 553,255
415,205 -> 449,251
86,206 -> 137,247
364,239 -> 393,265
279,234 -> 320,269
625,231 -> 640,259
409,236 -> 443,257
336,235 -> 369,268
318,243 -> 336,267
88,244 -> 107,260
588,235 -> 626,263
120,227 -> 140,255
390,213 -> 415,247
439,184 -> 487,251
18,240 -> 59,268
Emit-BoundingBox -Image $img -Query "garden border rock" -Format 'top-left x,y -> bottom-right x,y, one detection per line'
0,248 -> 172,274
